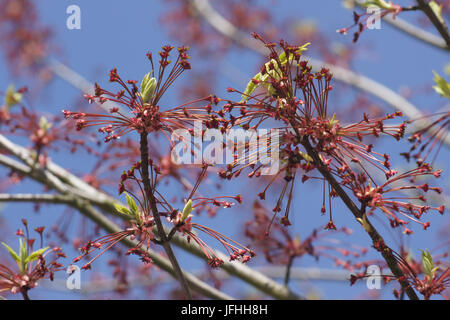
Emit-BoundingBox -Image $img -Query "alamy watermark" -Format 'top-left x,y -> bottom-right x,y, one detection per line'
366,265 -> 382,289
170,121 -> 280,175
366,6 -> 382,30
66,265 -> 81,290
66,5 -> 81,30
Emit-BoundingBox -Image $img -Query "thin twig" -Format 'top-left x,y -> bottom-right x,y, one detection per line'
284,255 -> 295,286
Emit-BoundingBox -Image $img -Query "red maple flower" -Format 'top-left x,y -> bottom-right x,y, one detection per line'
0,222 -> 65,299
63,45 -> 217,143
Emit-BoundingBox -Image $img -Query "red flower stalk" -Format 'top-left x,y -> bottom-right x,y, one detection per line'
402,111 -> 450,166
245,201 -> 367,271
353,163 -> 444,232
73,184 -> 157,270
76,160 -> 252,270
174,214 -> 255,268
167,173 -> 254,267
74,224 -> 155,271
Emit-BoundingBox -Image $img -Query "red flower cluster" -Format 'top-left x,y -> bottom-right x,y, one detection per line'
0,221 -> 65,299
63,46 -> 215,142
215,34 -> 436,231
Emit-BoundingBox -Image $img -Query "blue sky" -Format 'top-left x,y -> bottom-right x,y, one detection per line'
0,0 -> 448,300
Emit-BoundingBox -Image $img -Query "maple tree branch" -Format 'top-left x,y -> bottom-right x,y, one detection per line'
416,0 -> 450,48
0,134 -> 303,300
300,137 -> 419,300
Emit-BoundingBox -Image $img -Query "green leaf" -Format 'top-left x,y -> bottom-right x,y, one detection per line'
19,238 -> 28,273
279,43 -> 310,65
298,151 -> 313,163
432,71 -> 450,98
240,43 -> 310,103
360,0 -> 393,9
39,116 -> 52,132
444,63 -> 450,76
140,73 -> 156,103
1,242 -> 20,263
429,1 -> 444,24
356,214 -> 372,233
19,238 -> 28,262
125,192 -> 139,216
295,42 -> 311,56
113,202 -> 132,216
328,113 -> 339,128
181,199 -> 193,222
25,246 -> 49,263
4,84 -> 23,109
420,249 -> 435,279
241,73 -> 261,102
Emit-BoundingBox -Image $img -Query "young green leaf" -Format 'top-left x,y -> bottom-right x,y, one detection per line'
420,249 -> 437,280
241,73 -> 261,102
298,151 -> 313,163
125,192 -> 139,216
181,199 -> 193,222
19,238 -> 28,262
19,238 -> 28,273
1,242 -> 20,263
240,42 -> 309,103
429,1 -> 444,24
113,202 -> 132,216
140,73 -> 157,103
25,246 -> 49,263
360,0 -> 393,9
4,84 -> 23,109
432,71 -> 450,98
39,116 -> 52,132
279,43 -> 310,65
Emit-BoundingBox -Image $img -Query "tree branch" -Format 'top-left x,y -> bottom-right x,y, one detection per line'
139,132 -> 192,299
0,134 -> 303,300
300,137 -> 419,300
416,0 -> 450,48
39,267 -> 356,294
352,1 -> 449,51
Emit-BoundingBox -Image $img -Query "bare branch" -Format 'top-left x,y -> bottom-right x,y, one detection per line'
0,193 -> 74,204
48,59 -> 128,115
384,14 -> 447,50
39,267 -> 356,294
